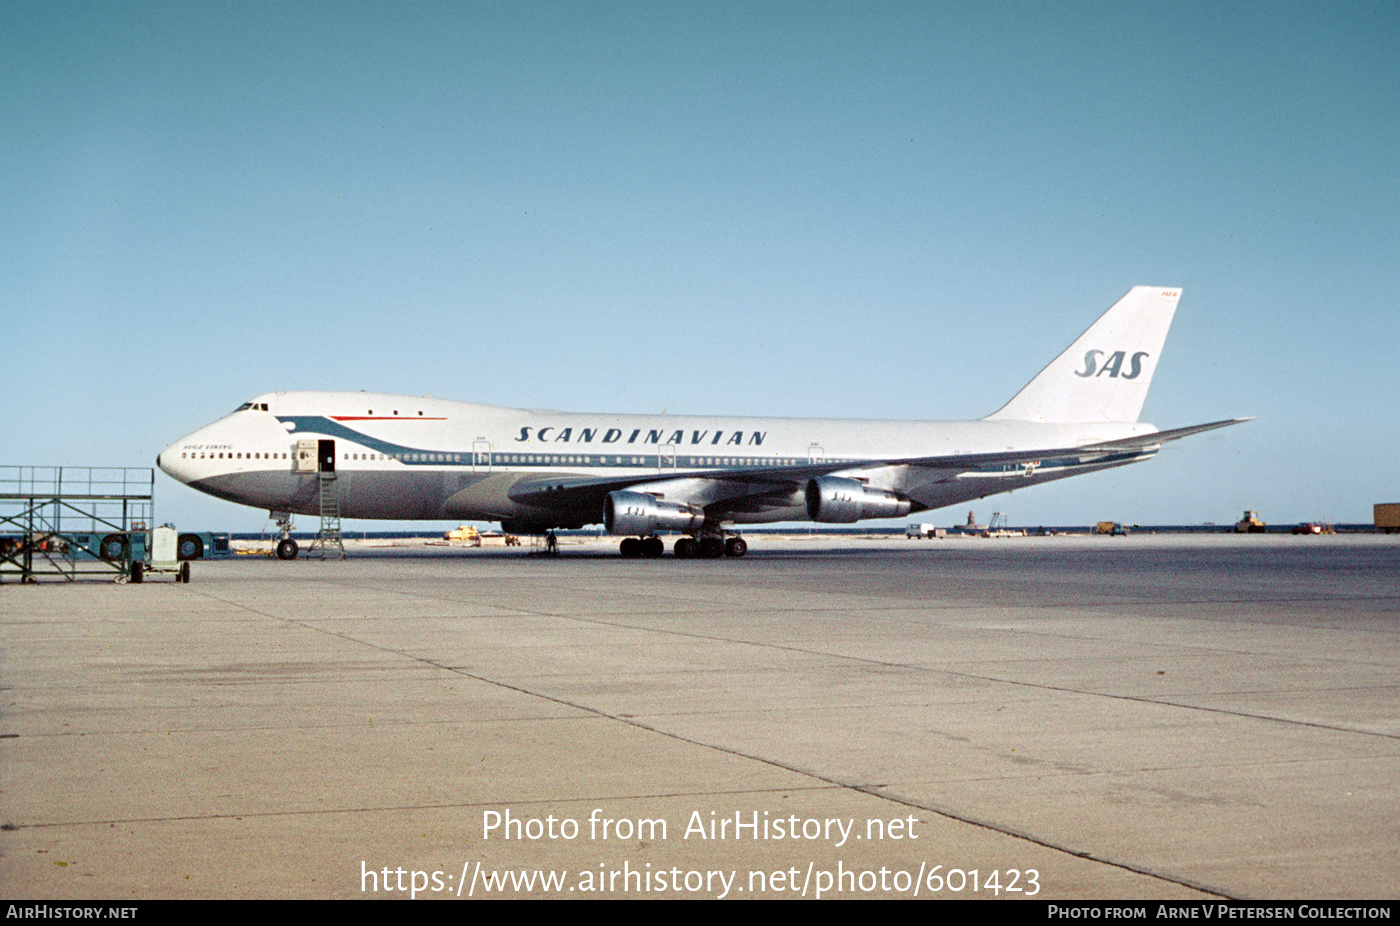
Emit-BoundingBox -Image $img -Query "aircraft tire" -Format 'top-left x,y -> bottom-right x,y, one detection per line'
642,536 -> 664,558
724,537 -> 747,558
699,537 -> 724,558
276,539 -> 299,560
674,537 -> 697,558
619,537 -> 641,558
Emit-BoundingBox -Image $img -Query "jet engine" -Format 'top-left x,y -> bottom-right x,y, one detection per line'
804,476 -> 911,523
604,490 -> 705,536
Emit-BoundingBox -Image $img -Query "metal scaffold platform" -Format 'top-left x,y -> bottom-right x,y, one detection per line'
0,466 -> 155,583
305,471 -> 345,559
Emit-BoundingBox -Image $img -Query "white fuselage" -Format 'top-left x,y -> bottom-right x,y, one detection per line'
156,288 -> 1242,546
158,390 -> 1156,529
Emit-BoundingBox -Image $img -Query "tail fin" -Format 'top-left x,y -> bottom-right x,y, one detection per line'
985,286 -> 1181,424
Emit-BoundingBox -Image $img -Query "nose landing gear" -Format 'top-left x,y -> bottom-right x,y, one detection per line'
271,514 -> 299,560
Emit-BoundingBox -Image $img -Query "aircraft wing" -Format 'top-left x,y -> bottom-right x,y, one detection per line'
863,417 -> 1253,471
505,418 -> 1253,520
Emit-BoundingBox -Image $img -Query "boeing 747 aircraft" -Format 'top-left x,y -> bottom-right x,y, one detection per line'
158,286 -> 1247,558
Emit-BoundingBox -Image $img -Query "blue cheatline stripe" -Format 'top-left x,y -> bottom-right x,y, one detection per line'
276,416 -> 838,471
278,416 -> 436,461
277,416 -> 1147,474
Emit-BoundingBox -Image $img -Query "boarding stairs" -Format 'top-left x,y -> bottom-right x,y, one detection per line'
306,472 -> 345,559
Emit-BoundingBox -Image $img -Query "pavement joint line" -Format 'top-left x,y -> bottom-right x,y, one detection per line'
921,669 -> 1400,742
181,586 -> 1400,745
165,585 -> 1245,899
12,784 -> 844,830
440,660 -> 1240,901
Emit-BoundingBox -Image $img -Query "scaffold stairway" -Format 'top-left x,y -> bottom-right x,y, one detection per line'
307,472 -> 345,559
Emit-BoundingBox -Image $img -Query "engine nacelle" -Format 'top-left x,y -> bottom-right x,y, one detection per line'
604,490 -> 705,536
805,476 -> 911,523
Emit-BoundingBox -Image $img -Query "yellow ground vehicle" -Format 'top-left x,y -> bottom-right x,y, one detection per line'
443,525 -> 482,545
1234,510 -> 1266,533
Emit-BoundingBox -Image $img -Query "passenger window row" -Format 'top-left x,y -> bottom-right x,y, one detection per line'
182,451 -> 824,467
182,452 -> 289,459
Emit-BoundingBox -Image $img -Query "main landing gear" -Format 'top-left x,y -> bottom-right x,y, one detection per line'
619,533 -> 747,559
619,536 -> 665,558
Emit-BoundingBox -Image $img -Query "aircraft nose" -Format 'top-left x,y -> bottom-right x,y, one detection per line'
157,440 -> 194,484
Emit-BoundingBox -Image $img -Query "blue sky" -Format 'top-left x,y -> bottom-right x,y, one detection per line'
4,1 -> 1397,531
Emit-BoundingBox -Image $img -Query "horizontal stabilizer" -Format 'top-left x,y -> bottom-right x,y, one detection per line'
1079,417 -> 1255,451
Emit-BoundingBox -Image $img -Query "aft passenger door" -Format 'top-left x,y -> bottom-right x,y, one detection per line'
658,443 -> 677,473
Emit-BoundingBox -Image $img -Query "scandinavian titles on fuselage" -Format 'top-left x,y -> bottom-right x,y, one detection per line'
515,426 -> 767,446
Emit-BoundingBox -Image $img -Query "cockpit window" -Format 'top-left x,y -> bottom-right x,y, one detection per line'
234,402 -> 253,412
233,402 -> 270,413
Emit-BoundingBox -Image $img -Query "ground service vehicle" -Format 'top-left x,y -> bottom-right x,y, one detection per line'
1235,510 -> 1266,533
1375,504 -> 1399,534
